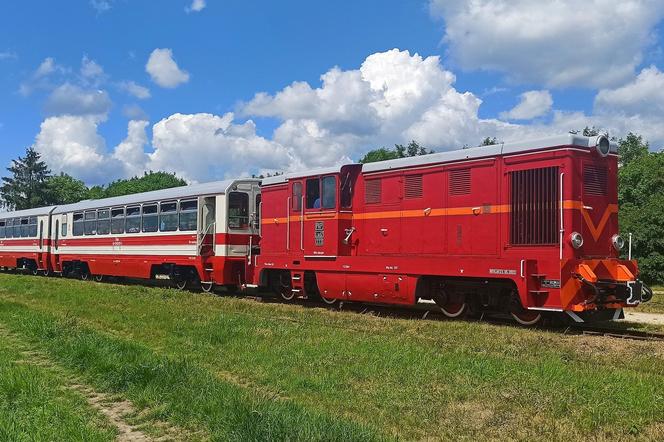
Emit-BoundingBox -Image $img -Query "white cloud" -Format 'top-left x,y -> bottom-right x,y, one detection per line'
119,81 -> 151,99
149,113 -> 293,182
80,56 -> 104,79
19,57 -> 69,96
500,90 -> 552,120
186,0 -> 206,13
32,115 -> 109,184
113,120 -> 150,177
35,57 -> 57,77
429,0 -> 664,88
0,51 -> 17,60
90,0 -> 111,13
44,83 -> 112,118
594,66 -> 664,117
122,104 -> 149,121
146,48 -> 190,88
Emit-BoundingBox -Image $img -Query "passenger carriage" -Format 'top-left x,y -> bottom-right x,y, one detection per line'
0,206 -> 54,274
48,179 -> 260,289
254,134 -> 651,324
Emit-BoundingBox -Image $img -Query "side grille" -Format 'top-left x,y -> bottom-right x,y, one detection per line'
584,164 -> 607,196
404,174 -> 423,199
510,166 -> 559,245
449,169 -> 471,195
365,179 -> 381,204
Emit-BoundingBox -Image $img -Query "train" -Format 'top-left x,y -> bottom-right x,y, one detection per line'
0,134 -> 653,324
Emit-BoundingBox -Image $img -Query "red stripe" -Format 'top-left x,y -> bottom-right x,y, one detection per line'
0,239 -> 39,246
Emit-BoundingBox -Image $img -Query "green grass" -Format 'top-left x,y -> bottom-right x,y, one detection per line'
0,274 -> 663,440
635,285 -> 664,314
0,326 -> 116,441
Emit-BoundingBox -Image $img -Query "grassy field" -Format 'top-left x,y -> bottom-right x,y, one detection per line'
0,274 -> 662,440
636,285 -> 664,314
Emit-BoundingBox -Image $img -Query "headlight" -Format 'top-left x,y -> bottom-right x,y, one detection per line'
595,135 -> 610,157
612,234 -> 625,251
570,232 -> 584,249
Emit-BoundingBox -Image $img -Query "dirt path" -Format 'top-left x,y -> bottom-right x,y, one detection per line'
623,311 -> 664,326
0,325 -> 192,442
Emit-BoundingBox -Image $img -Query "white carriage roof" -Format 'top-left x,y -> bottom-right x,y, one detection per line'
53,179 -> 257,214
0,206 -> 56,220
362,134 -> 617,173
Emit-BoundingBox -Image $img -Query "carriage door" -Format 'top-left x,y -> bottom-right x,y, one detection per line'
199,197 -> 216,256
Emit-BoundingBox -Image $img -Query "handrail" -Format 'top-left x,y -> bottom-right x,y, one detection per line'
300,196 -> 304,251
286,197 -> 290,250
197,221 -> 215,255
559,172 -> 564,260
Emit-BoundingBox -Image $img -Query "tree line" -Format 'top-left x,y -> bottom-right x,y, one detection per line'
0,148 -> 186,210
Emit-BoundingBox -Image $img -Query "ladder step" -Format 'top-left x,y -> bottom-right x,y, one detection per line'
529,290 -> 549,295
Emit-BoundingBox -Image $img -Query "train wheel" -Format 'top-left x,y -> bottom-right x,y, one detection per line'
174,279 -> 188,290
31,268 -> 39,276
319,293 -> 338,305
201,282 -> 214,293
278,273 -> 295,301
42,269 -> 50,277
80,271 -> 90,281
94,274 -> 104,282
440,302 -> 467,318
510,309 -> 542,326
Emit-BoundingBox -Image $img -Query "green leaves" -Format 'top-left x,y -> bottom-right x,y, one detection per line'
0,147 -> 52,210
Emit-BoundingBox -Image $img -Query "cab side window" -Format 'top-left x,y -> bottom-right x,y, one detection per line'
292,182 -> 302,211
321,176 -> 336,209
306,178 -> 320,209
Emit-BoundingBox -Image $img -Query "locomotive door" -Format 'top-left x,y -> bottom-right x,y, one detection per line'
288,180 -> 304,254
302,175 -> 339,258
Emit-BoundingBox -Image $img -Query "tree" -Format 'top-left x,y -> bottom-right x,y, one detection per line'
100,171 -> 186,198
617,134 -> 664,283
480,137 -> 498,146
359,140 -> 432,164
46,173 -> 90,205
0,147 -> 52,210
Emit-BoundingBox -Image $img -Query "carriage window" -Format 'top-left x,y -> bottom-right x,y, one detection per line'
228,192 -> 249,230
306,178 -> 320,209
292,182 -> 302,211
159,201 -> 178,232
7,219 -> 15,238
84,211 -> 97,235
142,204 -> 158,232
13,218 -> 21,237
54,220 -> 59,249
0,221 -> 5,239
179,200 -> 198,231
29,217 -> 38,237
97,209 -> 110,235
20,218 -> 29,237
73,213 -> 84,236
111,208 -> 125,234
39,221 -> 43,247
62,217 -> 68,237
255,194 -> 262,230
126,206 -> 141,233
321,176 -> 336,209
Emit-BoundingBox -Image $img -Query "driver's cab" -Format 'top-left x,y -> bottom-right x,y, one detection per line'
287,164 -> 361,258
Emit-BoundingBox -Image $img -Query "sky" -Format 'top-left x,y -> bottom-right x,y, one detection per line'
1,0 -> 664,185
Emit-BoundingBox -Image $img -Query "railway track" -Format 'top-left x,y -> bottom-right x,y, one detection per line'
248,293 -> 664,342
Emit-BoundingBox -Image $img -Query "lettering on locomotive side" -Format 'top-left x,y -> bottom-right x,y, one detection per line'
314,221 -> 324,246
489,268 -> 517,275
541,279 -> 561,288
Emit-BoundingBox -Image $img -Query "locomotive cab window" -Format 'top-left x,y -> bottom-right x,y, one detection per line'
97,209 -> 111,235
73,213 -> 84,236
179,200 -> 198,231
111,208 -> 125,234
306,178 -> 320,209
340,172 -> 353,208
159,201 -> 178,232
125,206 -> 141,233
228,192 -> 249,230
291,182 -> 302,211
142,204 -> 158,233
321,176 -> 336,209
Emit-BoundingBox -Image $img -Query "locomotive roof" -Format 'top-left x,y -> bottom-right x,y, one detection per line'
0,206 -> 56,220
52,178 -> 258,214
262,134 -> 617,185
362,134 -> 618,173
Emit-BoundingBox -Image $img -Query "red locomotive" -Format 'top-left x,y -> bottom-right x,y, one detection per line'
0,134 -> 653,324
254,134 -> 652,324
